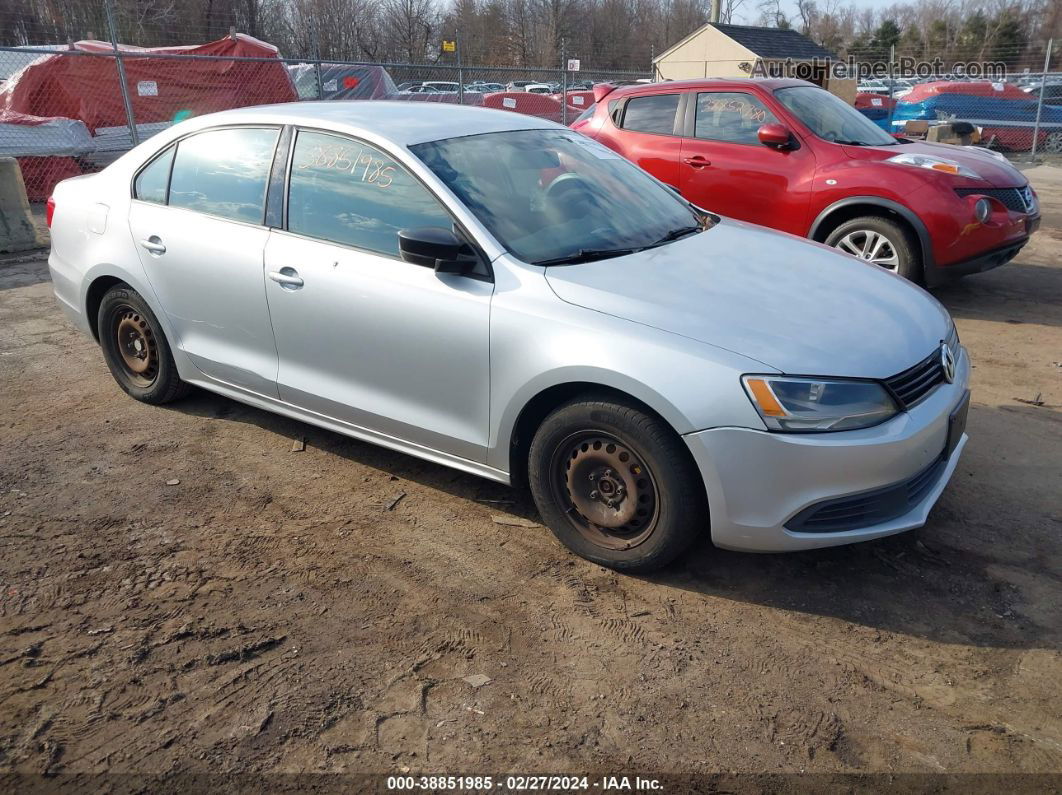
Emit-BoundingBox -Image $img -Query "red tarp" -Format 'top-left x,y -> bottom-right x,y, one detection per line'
17,157 -> 82,202
551,90 -> 595,111
481,92 -> 567,124
901,80 -> 1027,103
0,34 -> 298,133
854,92 -> 897,111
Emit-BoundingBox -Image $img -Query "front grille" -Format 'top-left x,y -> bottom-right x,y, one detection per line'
955,186 -> 1033,213
884,349 -> 945,408
786,456 -> 948,533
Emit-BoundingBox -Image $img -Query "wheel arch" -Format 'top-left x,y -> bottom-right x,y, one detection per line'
84,274 -> 127,342
808,197 -> 934,272
505,380 -> 695,492
82,265 -> 174,346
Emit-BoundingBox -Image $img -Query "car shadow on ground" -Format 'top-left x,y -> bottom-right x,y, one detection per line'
930,256 -> 1062,328
171,388 -> 538,514
169,391 -> 1061,653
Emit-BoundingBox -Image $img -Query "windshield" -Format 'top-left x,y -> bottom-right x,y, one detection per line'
775,85 -> 898,146
410,129 -> 704,265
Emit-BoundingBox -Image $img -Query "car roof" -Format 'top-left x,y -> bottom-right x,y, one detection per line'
609,78 -> 812,98
175,101 -> 559,146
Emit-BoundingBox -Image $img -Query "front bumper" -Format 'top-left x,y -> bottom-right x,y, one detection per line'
925,231 -> 1034,287
684,348 -> 970,552
916,178 -> 1040,285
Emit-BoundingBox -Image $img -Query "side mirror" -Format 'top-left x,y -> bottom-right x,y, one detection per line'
757,123 -> 792,149
398,227 -> 471,274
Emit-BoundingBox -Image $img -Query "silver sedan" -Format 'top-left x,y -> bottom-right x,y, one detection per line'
46,102 -> 970,572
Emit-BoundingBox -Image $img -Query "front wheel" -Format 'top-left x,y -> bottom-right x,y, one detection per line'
97,285 -> 190,404
527,396 -> 708,572
825,215 -> 921,282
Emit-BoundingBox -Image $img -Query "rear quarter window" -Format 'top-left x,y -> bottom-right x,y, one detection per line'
133,145 -> 175,204
620,94 -> 680,135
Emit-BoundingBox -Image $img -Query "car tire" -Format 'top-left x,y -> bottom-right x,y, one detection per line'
825,216 -> 921,282
97,285 -> 190,404
527,396 -> 708,573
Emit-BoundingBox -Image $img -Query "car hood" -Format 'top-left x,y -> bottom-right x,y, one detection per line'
842,140 -> 1027,187
543,219 -> 952,378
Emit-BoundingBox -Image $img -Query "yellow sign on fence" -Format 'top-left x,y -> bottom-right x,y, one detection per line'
442,40 -> 456,53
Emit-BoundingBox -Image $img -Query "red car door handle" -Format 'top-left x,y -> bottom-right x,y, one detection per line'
683,155 -> 711,167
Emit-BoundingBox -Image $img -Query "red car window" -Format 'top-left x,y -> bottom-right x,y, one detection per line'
693,92 -> 779,145
621,94 -> 680,135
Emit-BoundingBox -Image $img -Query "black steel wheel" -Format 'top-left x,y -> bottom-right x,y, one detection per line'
528,395 -> 708,572
112,305 -> 159,388
549,431 -> 660,551
98,285 -> 190,404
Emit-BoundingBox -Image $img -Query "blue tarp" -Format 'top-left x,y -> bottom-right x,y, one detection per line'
890,94 -> 1062,129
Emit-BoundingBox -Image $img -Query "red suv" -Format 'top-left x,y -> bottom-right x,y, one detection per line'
571,79 -> 1040,284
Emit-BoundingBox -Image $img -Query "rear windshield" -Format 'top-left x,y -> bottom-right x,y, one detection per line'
574,103 -> 596,123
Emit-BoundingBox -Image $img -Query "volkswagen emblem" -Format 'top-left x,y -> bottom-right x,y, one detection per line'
940,343 -> 956,384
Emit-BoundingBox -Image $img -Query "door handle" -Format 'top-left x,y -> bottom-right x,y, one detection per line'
139,237 -> 166,255
683,155 -> 711,167
268,267 -> 304,290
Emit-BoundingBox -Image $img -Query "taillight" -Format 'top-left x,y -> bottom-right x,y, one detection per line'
46,196 -> 56,227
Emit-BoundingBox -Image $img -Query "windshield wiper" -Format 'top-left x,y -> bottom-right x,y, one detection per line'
646,224 -> 702,248
533,247 -> 637,266
835,138 -> 898,147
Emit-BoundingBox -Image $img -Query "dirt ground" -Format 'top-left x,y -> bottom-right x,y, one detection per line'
1,166 -> 1060,786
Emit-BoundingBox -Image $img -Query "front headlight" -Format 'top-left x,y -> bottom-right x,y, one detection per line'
886,152 -> 983,180
742,375 -> 899,432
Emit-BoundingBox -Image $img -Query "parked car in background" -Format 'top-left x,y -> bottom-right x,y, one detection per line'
1023,81 -> 1062,105
506,80 -> 536,91
524,83 -> 553,94
422,81 -> 460,92
47,102 -> 970,572
856,78 -> 912,98
397,83 -> 441,93
572,78 -> 1040,284
857,79 -> 890,95
466,82 -> 505,93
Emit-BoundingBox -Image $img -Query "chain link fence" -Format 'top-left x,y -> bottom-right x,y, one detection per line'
0,12 -> 648,203
843,40 -> 1061,157
3,0 -> 1060,204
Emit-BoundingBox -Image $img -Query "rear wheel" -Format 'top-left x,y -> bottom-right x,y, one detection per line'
97,285 -> 190,404
1044,131 -> 1062,154
528,396 -> 707,572
825,215 -> 921,282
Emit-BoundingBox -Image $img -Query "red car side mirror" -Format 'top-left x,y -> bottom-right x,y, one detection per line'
758,123 -> 792,148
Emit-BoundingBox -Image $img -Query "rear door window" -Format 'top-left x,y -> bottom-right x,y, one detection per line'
620,94 -> 680,135
168,127 -> 278,223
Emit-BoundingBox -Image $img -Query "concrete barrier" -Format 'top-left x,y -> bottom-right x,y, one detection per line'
0,157 -> 44,253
